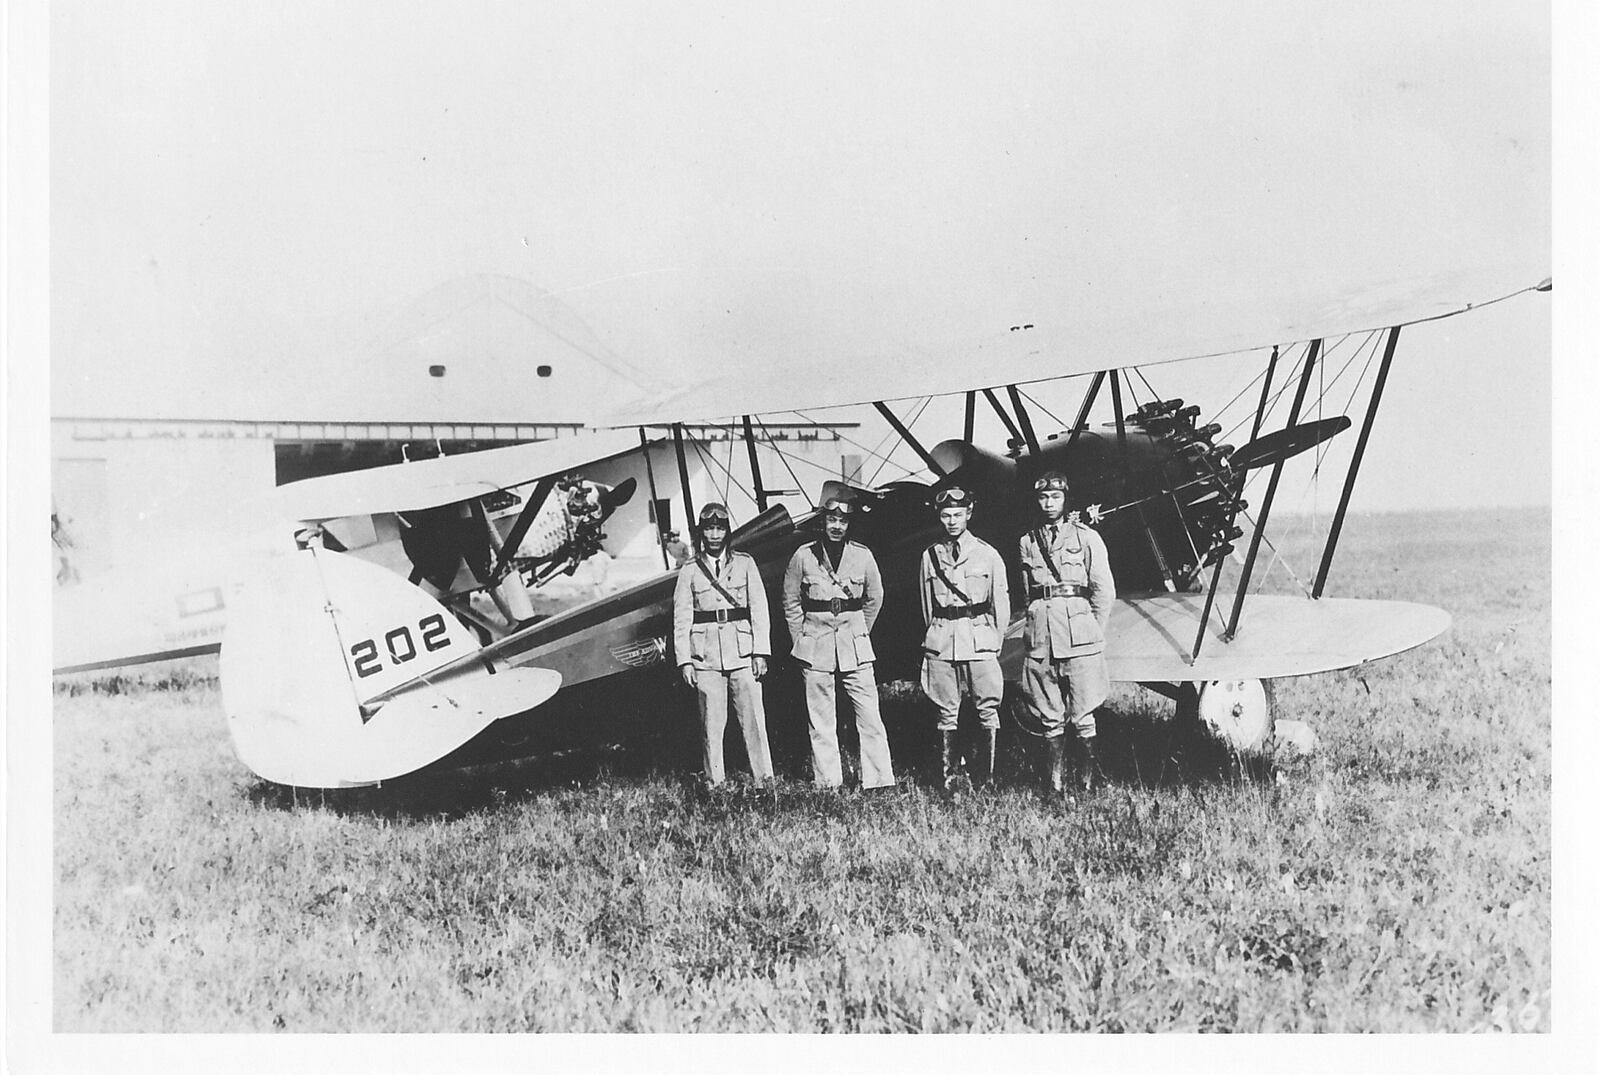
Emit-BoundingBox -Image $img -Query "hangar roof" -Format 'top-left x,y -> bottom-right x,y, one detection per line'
53,274 -> 662,425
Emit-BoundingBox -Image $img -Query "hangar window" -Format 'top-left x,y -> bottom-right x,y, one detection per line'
537,365 -> 553,378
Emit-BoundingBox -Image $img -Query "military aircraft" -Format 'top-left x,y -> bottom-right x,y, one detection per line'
53,267 -> 1549,789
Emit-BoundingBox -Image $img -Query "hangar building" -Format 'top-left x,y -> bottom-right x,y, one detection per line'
51,275 -> 858,582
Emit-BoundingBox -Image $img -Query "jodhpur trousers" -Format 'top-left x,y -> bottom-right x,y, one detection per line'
920,656 -> 1004,732
1020,654 -> 1109,740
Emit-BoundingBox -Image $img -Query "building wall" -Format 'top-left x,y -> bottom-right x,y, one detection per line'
52,419 -> 865,586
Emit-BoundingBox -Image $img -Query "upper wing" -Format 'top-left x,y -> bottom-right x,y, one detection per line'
600,267 -> 1546,426
276,428 -> 645,521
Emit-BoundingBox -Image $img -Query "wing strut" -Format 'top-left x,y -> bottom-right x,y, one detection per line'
639,427 -> 671,569
1223,340 -> 1321,641
1110,370 -> 1175,591
1005,385 -> 1041,456
1065,372 -> 1107,454
980,388 -> 1024,446
1196,348 -> 1280,659
1248,346 -> 1282,442
872,401 -> 949,478
741,415 -> 770,513
963,392 -> 976,443
1109,370 -> 1128,453
672,424 -> 698,536
491,475 -> 559,580
1191,345 -> 1279,662
1312,326 -> 1401,598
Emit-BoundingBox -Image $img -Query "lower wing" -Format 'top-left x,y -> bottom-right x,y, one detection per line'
1001,593 -> 1450,683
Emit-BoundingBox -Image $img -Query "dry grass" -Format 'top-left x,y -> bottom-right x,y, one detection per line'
52,508 -> 1550,1032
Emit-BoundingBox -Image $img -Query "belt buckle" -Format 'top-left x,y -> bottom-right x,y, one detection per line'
715,608 -> 730,624
829,597 -> 843,615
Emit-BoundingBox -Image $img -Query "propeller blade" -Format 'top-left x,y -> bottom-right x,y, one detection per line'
1229,416 -> 1352,471
599,476 -> 638,513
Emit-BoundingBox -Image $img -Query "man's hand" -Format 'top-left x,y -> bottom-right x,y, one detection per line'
679,664 -> 697,689
751,656 -> 768,680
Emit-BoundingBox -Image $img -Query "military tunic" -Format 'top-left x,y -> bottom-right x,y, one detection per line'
672,550 -> 774,784
917,532 -> 1011,732
1017,519 -> 1116,738
782,539 -> 894,788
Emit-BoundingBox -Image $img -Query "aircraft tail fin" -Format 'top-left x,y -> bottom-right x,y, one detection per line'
221,548 -> 559,787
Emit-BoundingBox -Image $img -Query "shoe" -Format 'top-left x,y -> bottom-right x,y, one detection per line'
972,728 -> 997,788
940,730 -> 962,793
1043,735 -> 1065,797
1078,737 -> 1103,793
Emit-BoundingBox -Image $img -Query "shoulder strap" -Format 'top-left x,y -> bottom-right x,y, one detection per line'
812,541 -> 855,598
694,555 -> 743,607
1032,527 -> 1063,583
926,544 -> 976,607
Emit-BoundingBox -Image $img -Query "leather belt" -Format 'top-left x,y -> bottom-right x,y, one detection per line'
802,596 -> 864,614
933,602 -> 992,620
693,607 -> 750,624
1029,583 -> 1091,600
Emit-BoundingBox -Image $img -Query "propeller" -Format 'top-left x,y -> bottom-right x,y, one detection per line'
1227,416 -> 1352,472
598,476 -> 638,513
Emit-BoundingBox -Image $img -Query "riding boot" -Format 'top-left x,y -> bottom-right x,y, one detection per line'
971,728 -> 997,788
940,730 -> 962,792
1078,736 -> 1103,793
1042,735 -> 1066,797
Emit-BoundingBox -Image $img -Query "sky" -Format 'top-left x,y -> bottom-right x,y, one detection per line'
46,0 -> 1550,511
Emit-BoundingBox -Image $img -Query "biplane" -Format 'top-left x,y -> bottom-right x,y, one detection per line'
52,268 -> 1549,788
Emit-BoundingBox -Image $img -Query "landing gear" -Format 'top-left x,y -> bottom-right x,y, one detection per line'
1173,678 -> 1276,781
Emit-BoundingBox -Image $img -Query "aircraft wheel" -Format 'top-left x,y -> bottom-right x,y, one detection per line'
1174,679 -> 1276,781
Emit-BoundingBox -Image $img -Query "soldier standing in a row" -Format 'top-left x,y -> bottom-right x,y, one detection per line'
672,503 -> 775,788
782,498 -> 895,790
917,486 -> 1010,791
1017,472 -> 1116,795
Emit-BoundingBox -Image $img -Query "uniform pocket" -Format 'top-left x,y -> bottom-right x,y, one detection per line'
972,623 -> 1001,653
736,623 -> 754,657
853,633 -> 876,664
791,634 -> 815,666
1066,597 -> 1103,646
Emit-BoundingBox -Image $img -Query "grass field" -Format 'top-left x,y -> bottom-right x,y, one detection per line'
51,508 -> 1551,1032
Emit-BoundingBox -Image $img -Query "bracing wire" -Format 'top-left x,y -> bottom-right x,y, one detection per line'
1017,386 -> 1069,432
1220,341 -> 1310,444
866,397 -> 933,487
1205,361 -> 1273,436
689,428 -> 754,506
1243,330 -> 1387,594
754,415 -> 816,509
1235,506 -> 1310,598
779,443 -> 920,484
789,409 -> 908,482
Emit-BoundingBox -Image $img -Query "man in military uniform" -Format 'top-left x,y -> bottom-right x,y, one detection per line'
918,486 -> 1010,790
672,503 -> 775,787
781,497 -> 895,790
1017,471 -> 1116,796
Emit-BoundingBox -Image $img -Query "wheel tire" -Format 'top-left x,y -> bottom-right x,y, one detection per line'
1173,679 -> 1276,782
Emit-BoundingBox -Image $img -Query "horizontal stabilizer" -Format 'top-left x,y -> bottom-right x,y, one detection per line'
221,547 -> 561,787
1000,593 -> 1450,683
